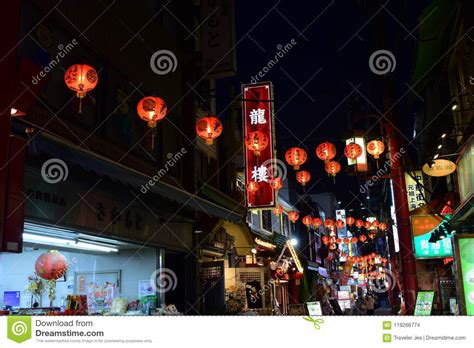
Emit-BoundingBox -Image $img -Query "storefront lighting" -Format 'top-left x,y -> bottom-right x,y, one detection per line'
285,240 -> 303,272
76,241 -> 119,253
290,238 -> 298,246
434,154 -> 439,159
11,108 -> 17,114
437,144 -> 442,149
10,108 -> 25,117
251,247 -> 257,254
441,133 -> 446,138
451,103 -> 458,111
23,233 -> 119,253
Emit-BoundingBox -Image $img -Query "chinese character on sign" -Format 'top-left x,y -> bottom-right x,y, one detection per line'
249,108 -> 266,125
251,165 -> 269,182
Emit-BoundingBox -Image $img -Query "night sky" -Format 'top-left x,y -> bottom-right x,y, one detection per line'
217,0 -> 431,206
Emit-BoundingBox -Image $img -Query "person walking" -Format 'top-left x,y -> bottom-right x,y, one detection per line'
366,293 -> 375,315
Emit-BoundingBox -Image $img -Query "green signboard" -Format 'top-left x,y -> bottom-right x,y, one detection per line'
457,236 -> 474,315
414,291 -> 435,316
412,215 -> 453,258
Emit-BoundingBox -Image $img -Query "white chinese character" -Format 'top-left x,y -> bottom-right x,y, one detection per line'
420,240 -> 429,250
249,108 -> 266,125
251,165 -> 269,182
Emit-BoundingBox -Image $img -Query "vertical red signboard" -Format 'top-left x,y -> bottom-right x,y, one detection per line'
242,82 -> 276,209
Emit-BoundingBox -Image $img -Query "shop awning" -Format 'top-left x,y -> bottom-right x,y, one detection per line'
33,134 -> 244,223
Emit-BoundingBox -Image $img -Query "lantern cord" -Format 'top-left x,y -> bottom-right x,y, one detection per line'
78,98 -> 83,114
151,128 -> 156,150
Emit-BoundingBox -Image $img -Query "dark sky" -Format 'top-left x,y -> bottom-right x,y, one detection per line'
218,0 -> 430,206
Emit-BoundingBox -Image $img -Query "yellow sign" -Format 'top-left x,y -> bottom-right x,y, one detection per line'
405,171 -> 425,211
422,159 -> 456,177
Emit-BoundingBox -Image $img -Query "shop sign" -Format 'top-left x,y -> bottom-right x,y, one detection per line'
404,171 -> 425,211
242,82 -> 276,209
414,291 -> 435,316
454,234 -> 474,315
345,137 -> 368,172
201,0 -> 236,78
336,209 -> 349,261
422,159 -> 456,177
411,215 -> 453,258
457,136 -> 474,204
306,301 -> 323,316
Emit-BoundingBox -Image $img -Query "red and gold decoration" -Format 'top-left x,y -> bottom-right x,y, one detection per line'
312,217 -> 322,229
344,142 -> 363,160
325,160 -> 341,181
285,147 -> 307,170
269,177 -> 282,191
288,211 -> 299,223
316,142 -> 337,163
322,235 -> 329,245
296,170 -> 311,187
302,215 -> 313,228
243,83 -> 276,209
196,116 -> 222,145
379,222 -> 388,231
247,180 -> 259,194
137,96 -> 167,128
359,235 -> 367,242
355,219 -> 364,228
273,205 -> 283,216
335,219 -> 345,230
346,216 -> 355,226
367,139 -> 385,159
64,64 -> 98,113
363,221 -> 371,230
35,250 -> 68,281
244,130 -> 269,157
324,218 -> 334,229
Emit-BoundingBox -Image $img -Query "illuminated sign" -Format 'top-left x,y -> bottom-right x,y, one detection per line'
422,159 -> 456,177
242,82 -> 276,209
286,240 -> 303,272
454,234 -> 474,315
405,171 -> 425,211
411,215 -> 453,258
345,137 -> 367,172
336,209 -> 349,261
414,291 -> 435,316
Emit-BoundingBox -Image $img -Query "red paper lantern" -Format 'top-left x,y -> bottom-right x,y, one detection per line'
343,237 -> 350,244
344,142 -> 363,160
364,221 -> 371,229
329,236 -> 336,244
371,220 -> 380,229
312,217 -> 322,228
285,147 -> 307,170
64,64 -> 98,113
196,116 -> 222,145
346,216 -> 355,226
316,142 -> 337,162
359,235 -> 367,242
288,211 -> 299,223
302,215 -> 313,227
273,205 -> 283,216
35,250 -> 68,280
324,219 -> 334,228
336,237 -> 342,244
335,219 -> 345,229
247,180 -> 259,194
296,170 -> 311,187
351,236 -> 358,243
355,219 -> 364,228
245,131 -> 269,156
367,140 -> 385,159
379,222 -> 388,231
321,236 -> 329,245
325,160 -> 341,177
369,232 -> 376,239
329,243 -> 337,251
294,271 -> 304,280
137,96 -> 167,128
269,177 -> 283,191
